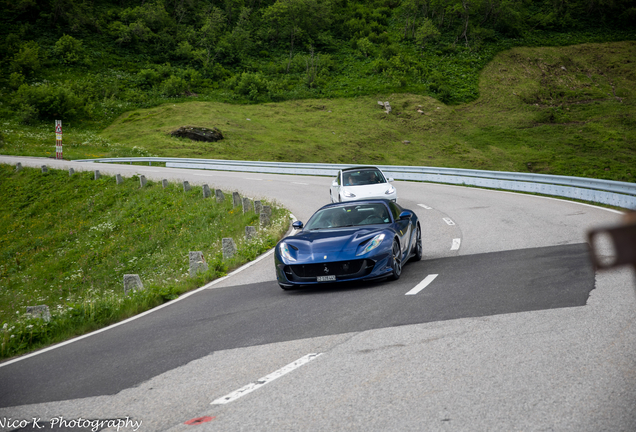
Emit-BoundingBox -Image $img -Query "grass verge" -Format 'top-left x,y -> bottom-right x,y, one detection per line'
0,164 -> 289,359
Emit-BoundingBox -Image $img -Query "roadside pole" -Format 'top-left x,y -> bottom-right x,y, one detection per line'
55,120 -> 63,159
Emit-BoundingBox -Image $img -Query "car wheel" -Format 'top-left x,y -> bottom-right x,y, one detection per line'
388,239 -> 402,281
413,225 -> 422,261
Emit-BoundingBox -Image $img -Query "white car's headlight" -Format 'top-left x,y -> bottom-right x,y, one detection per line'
385,186 -> 395,195
279,243 -> 296,261
343,190 -> 356,198
357,233 -> 386,256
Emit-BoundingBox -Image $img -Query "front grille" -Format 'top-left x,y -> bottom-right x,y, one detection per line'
285,259 -> 375,281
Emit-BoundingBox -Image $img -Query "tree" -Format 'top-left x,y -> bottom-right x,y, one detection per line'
263,0 -> 332,73
415,18 -> 441,49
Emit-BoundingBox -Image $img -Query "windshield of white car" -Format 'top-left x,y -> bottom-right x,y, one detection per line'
342,169 -> 386,186
305,204 -> 391,230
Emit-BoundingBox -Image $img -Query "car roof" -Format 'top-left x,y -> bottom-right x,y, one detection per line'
318,198 -> 394,211
341,166 -> 382,173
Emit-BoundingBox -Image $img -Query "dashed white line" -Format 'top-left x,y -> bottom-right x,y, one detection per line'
443,217 -> 455,226
418,204 -> 433,210
292,182 -> 308,185
451,238 -> 461,250
211,353 -> 323,405
405,274 -> 438,296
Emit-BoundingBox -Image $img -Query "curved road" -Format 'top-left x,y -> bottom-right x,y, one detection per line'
0,156 -> 634,432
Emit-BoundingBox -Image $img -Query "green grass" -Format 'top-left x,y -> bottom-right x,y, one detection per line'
0,164 -> 289,359
2,41 -> 634,183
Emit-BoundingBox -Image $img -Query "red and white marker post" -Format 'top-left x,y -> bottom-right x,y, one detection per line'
55,120 -> 63,159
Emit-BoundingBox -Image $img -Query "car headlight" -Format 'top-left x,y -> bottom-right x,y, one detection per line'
343,190 -> 356,198
385,186 -> 395,195
357,233 -> 385,256
279,243 -> 296,261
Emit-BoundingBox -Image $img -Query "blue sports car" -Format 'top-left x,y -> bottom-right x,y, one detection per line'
275,199 -> 422,290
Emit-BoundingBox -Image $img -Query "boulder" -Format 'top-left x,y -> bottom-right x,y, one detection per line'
170,126 -> 223,142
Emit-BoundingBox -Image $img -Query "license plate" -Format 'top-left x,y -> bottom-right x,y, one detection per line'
317,275 -> 336,282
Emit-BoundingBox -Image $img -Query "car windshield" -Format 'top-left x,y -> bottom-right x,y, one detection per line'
342,169 -> 386,186
305,203 -> 391,230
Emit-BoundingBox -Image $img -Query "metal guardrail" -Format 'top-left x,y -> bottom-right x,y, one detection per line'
74,157 -> 636,209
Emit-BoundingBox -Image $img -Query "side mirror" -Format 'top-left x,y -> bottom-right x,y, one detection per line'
331,180 -> 338,187
398,211 -> 412,220
292,221 -> 304,230
388,177 -> 394,182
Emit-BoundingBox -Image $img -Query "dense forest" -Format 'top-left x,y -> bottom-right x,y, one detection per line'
0,0 -> 634,127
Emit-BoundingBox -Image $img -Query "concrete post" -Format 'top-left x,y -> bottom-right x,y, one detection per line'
140,175 -> 147,187
41,165 -> 48,173
116,174 -> 123,184
26,305 -> 51,322
232,192 -> 241,208
260,212 -> 271,227
215,189 -> 225,203
15,162 -> 22,172
254,200 -> 262,215
124,274 -> 144,295
162,179 -> 169,188
69,168 -> 75,176
222,238 -> 237,260
183,181 -> 191,192
94,170 -> 100,180
202,184 -> 212,198
189,251 -> 208,277
245,226 -> 257,241
242,197 -> 253,213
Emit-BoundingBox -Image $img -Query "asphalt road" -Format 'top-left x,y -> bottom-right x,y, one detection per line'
0,156 -> 634,432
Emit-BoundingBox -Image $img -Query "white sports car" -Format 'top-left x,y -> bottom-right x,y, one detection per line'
330,166 -> 397,203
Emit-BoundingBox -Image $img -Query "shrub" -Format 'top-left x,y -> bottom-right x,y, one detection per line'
12,83 -> 85,121
10,41 -> 41,75
161,75 -> 187,96
54,35 -> 84,64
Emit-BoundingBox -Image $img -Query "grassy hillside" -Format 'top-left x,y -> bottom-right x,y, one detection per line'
0,165 -> 289,358
5,41 -> 621,183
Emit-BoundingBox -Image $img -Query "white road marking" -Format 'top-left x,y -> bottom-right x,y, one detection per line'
418,204 -> 433,210
292,182 -> 308,185
451,238 -> 461,250
245,178 -> 263,181
405,274 -> 438,296
443,217 -> 455,226
211,353 -> 323,405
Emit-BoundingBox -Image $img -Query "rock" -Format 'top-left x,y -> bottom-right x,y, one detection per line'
384,101 -> 392,114
170,126 -> 223,142
402,140 -> 411,144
